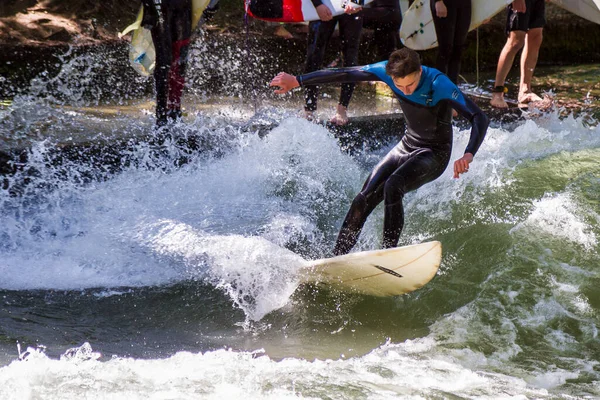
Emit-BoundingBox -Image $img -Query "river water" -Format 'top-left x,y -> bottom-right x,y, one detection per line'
1,47 -> 600,399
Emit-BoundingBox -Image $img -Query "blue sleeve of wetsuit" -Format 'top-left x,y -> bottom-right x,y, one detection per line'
431,74 -> 489,157
311,0 -> 324,8
296,66 -> 381,87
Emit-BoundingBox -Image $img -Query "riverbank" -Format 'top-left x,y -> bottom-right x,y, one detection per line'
1,0 -> 599,178
2,1 -> 600,113
2,1 -> 600,76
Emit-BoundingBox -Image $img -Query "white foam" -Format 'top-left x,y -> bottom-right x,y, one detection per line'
510,193 -> 597,249
409,116 -> 600,215
0,341 -> 550,400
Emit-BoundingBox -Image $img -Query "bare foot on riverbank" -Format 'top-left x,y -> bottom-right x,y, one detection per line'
518,90 -> 543,105
519,94 -> 554,110
274,25 -> 294,39
490,92 -> 509,109
330,105 -> 349,126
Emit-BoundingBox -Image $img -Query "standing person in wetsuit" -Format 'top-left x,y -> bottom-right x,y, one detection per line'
303,1 -> 363,125
490,0 -> 545,108
361,0 -> 403,62
431,0 -> 471,84
141,0 -> 219,126
270,48 -> 489,255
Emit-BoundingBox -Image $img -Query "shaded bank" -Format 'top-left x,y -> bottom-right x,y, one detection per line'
1,0 -> 598,183
2,0 -> 600,98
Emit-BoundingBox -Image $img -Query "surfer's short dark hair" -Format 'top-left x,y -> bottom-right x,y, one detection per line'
386,48 -> 422,78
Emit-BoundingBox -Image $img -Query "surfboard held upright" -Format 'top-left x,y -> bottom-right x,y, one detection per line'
301,241 -> 442,297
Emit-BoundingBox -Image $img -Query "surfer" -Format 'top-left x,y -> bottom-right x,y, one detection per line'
141,0 -> 220,126
431,0 -> 471,85
490,0 -> 546,108
269,47 -> 489,255
302,0 -> 363,125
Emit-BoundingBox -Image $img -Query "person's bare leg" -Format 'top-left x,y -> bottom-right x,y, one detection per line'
518,27 -> 543,104
490,31 -> 526,108
330,104 -> 348,125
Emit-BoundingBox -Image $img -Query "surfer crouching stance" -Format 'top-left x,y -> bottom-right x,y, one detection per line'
270,48 -> 489,255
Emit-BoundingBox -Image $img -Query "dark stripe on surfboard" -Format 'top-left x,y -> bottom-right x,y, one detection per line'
373,265 -> 403,279
340,242 -> 440,283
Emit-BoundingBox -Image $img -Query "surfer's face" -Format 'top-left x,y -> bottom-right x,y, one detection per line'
392,69 -> 421,95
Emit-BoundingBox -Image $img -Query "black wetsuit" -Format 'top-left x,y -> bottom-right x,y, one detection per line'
430,0 -> 471,83
142,0 -> 192,125
361,0 -> 402,61
297,62 -> 489,254
303,2 -> 363,112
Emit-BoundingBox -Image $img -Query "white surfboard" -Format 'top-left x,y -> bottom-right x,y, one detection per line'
400,0 -> 512,51
400,0 -> 410,15
300,241 -> 442,297
549,0 -> 600,25
119,0 -> 211,76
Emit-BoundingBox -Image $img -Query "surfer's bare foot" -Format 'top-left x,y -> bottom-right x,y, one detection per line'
452,109 -> 458,118
274,25 -> 294,39
330,105 -> 348,126
490,92 -> 509,109
518,90 -> 543,104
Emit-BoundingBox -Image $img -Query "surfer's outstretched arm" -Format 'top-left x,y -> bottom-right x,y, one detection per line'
270,67 -> 378,94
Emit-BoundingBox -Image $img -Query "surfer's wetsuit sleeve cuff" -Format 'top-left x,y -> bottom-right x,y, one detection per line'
310,0 -> 324,7
295,67 -> 376,87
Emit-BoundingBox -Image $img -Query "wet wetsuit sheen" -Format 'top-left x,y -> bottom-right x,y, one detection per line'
297,62 -> 489,255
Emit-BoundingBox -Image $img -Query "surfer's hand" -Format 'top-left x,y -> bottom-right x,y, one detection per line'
316,4 -> 333,21
434,1 -> 447,18
269,72 -> 300,94
344,4 -> 362,14
511,0 -> 526,13
453,153 -> 473,179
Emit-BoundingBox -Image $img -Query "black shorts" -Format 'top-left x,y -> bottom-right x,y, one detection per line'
506,0 -> 545,33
